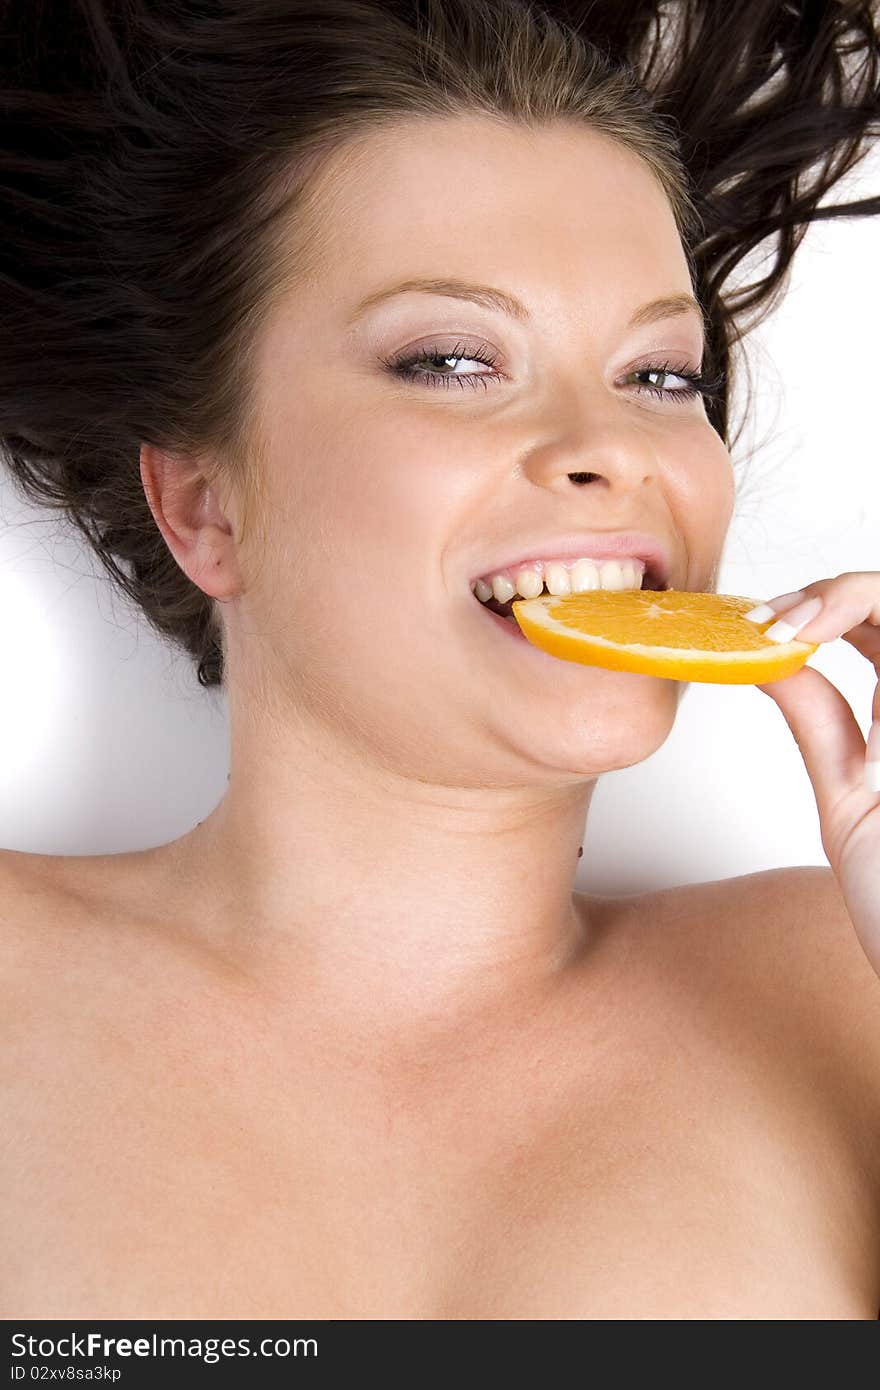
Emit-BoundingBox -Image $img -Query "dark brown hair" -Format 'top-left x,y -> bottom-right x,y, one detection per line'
2,0 -> 878,688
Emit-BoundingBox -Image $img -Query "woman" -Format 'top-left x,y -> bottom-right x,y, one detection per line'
1,0 -> 880,1319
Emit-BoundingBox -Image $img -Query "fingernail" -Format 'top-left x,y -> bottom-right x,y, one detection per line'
764,595 -> 823,643
743,589 -> 805,624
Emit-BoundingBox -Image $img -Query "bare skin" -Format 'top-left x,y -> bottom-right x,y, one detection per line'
133,115 -> 737,1046
2,849 -> 880,1320
4,118 -> 880,1318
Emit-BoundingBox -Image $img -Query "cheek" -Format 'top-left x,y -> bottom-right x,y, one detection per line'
324,408 -> 487,571
259,379 -> 489,610
661,428 -> 735,583
292,451 -> 465,618
700,449 -> 737,578
675,427 -> 735,518
709,439 -> 737,532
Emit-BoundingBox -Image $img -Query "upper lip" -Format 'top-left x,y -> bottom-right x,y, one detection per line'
469,531 -> 672,590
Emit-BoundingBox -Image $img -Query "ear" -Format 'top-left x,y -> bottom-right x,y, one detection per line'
139,443 -> 244,599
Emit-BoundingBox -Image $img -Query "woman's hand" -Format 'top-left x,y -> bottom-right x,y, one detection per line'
745,573 -> 880,978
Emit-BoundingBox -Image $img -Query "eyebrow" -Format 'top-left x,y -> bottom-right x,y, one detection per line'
348,277 -> 706,340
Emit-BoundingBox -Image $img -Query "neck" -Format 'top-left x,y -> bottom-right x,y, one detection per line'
164,716 -> 598,1047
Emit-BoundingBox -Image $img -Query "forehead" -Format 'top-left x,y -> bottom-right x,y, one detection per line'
295,115 -> 690,321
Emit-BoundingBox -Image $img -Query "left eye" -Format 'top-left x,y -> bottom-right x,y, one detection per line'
626,365 -> 708,401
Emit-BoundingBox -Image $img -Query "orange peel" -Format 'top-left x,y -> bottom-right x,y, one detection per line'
510,589 -> 820,684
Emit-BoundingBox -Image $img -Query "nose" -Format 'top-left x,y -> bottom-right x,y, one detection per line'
521,386 -> 661,496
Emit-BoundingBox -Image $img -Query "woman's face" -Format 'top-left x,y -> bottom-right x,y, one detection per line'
227,115 -> 735,786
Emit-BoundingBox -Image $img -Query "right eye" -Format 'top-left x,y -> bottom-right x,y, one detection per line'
381,339 -> 505,391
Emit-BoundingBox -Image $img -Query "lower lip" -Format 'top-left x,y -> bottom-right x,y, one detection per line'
473,595 -> 643,676
475,598 -> 568,666
484,606 -> 529,640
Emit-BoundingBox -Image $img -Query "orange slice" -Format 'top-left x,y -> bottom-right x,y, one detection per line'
510,589 -> 820,683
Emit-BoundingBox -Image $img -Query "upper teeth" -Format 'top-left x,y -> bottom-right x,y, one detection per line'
473,557 -> 647,604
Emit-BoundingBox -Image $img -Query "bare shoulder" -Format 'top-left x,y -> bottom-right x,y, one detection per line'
0,847 -> 171,1011
0,845 -> 164,940
634,862 -> 880,1005
0,845 -> 104,929
735,863 -> 880,1025
0,850 -> 80,1112
0,849 -> 62,956
694,864 -> 880,1177
0,849 -> 96,1016
596,865 -> 880,1147
670,863 -> 880,1038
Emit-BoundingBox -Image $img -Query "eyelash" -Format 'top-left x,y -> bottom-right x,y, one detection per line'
381,340 -> 720,403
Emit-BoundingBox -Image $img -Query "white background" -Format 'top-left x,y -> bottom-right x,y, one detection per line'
1,144 -> 877,893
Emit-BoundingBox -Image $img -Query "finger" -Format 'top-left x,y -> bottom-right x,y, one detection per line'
867,698 -> 880,793
838,617 -> 880,669
754,663 -> 873,855
753,574 -> 880,651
